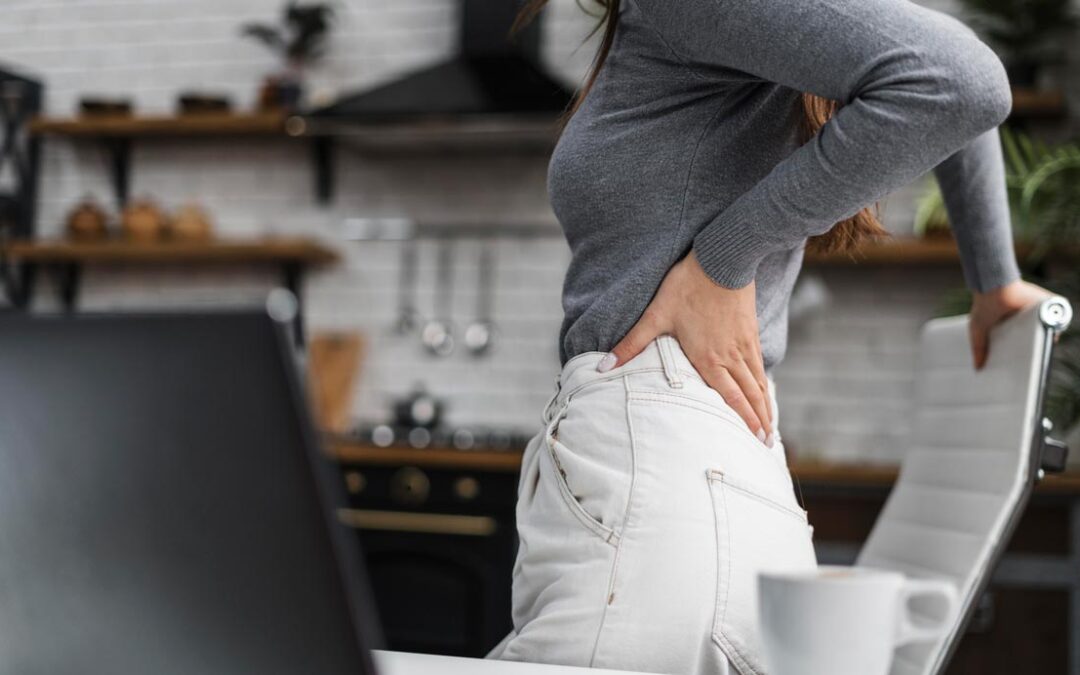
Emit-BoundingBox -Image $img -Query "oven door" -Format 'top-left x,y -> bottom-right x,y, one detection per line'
335,464 -> 518,657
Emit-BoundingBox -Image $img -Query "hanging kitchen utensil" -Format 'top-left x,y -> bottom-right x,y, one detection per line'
394,238 -> 422,335
421,237 -> 455,357
464,238 -> 498,356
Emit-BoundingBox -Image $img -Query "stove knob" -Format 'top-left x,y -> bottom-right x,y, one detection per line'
391,467 -> 430,506
343,470 -> 367,495
408,427 -> 432,448
454,476 -> 480,501
371,424 -> 395,447
452,428 -> 476,450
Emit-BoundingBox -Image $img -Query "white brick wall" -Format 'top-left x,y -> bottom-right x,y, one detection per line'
6,0 -> 1077,462
775,265 -> 966,463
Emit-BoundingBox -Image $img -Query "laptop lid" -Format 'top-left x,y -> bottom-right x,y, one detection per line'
0,305 -> 382,674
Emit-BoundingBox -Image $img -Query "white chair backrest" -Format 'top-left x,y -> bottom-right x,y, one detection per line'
856,297 -> 1072,675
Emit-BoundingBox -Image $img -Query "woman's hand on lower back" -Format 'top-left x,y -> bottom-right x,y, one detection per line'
599,250 -> 773,445
969,280 -> 1055,370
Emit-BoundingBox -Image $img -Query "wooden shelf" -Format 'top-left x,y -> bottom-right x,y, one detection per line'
27,86 -> 1062,138
1011,87 -> 1068,119
804,238 -> 962,265
327,442 -> 1080,493
28,112 -> 289,138
4,237 -> 337,265
805,238 -> 1080,267
25,112 -> 328,205
1,237 -> 338,344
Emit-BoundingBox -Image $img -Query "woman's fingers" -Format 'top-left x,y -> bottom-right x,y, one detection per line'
969,323 -> 990,370
697,358 -> 765,440
969,280 -> 1054,369
732,357 -> 771,440
600,310 -> 664,372
746,339 -> 772,434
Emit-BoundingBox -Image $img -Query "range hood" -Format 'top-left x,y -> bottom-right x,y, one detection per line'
298,0 -> 576,148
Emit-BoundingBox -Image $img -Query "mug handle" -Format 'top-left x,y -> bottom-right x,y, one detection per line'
895,578 -> 959,647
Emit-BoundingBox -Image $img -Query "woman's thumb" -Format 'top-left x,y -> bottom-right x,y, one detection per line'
598,313 -> 661,373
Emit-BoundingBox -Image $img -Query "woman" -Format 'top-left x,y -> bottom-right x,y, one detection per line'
489,0 -> 1052,673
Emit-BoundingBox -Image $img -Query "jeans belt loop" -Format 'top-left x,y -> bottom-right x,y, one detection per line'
658,335 -> 685,389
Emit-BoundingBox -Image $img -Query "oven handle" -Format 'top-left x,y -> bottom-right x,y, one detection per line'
336,508 -> 498,537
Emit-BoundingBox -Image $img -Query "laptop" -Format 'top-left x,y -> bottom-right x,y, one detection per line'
0,300 -> 382,674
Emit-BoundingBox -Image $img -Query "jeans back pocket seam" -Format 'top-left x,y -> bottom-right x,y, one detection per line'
707,471 -> 765,675
709,469 -> 808,675
721,474 -> 809,523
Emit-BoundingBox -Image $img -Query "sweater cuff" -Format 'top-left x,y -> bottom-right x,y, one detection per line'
692,200 -> 776,289
965,247 -> 1022,293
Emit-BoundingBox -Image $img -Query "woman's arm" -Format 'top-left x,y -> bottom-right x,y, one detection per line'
607,0 -> 1017,441
933,129 -> 1055,369
934,128 -> 1021,293
633,0 -> 1013,288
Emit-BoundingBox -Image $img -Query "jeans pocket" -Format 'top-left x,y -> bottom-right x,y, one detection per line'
707,469 -> 817,675
543,391 -> 630,546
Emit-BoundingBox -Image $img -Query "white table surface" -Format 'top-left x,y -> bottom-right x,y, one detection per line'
373,650 -> 650,675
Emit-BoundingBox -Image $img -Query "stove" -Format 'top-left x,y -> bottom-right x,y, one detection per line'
331,422 -> 527,657
344,423 -> 535,452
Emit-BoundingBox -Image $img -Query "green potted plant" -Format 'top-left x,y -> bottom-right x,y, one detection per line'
241,2 -> 335,111
914,126 -> 1080,258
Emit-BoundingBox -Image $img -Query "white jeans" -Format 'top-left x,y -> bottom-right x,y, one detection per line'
487,335 -> 817,675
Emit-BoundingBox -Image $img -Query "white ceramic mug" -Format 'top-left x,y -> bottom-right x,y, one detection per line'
758,565 -> 959,675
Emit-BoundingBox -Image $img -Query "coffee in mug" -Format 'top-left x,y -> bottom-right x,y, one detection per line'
758,565 -> 958,675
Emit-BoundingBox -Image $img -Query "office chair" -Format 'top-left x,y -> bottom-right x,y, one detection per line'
856,296 -> 1073,675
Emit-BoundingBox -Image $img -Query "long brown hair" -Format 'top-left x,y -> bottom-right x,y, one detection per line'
512,0 -> 887,254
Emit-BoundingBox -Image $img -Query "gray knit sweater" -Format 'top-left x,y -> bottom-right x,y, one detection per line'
549,0 -> 1022,369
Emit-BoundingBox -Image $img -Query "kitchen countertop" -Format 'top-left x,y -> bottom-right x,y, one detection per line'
374,650 -> 645,675
326,441 -> 1080,494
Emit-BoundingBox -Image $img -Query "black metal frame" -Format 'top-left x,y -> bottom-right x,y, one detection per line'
0,66 -> 42,309
89,134 -> 331,209
266,290 -> 386,665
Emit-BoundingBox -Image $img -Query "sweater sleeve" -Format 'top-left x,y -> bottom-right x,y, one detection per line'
633,0 -> 1014,288
933,128 -> 1021,292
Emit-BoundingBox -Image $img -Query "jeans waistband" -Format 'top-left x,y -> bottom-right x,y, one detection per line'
542,336 -> 695,422
542,335 -> 777,427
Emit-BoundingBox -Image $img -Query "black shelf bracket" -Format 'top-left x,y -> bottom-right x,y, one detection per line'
312,136 -> 334,205
281,260 -> 306,346
55,263 -> 81,311
1,258 -> 37,309
10,258 -> 307,343
105,137 -> 132,208
0,67 -> 42,309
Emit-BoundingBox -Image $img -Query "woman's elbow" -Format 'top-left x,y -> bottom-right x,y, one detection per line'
938,32 -> 1013,133
860,27 -> 1011,140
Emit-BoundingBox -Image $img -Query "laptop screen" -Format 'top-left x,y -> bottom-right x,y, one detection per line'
0,311 -> 380,675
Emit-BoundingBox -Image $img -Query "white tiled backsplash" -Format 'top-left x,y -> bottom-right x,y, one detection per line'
8,0 -> 1078,463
